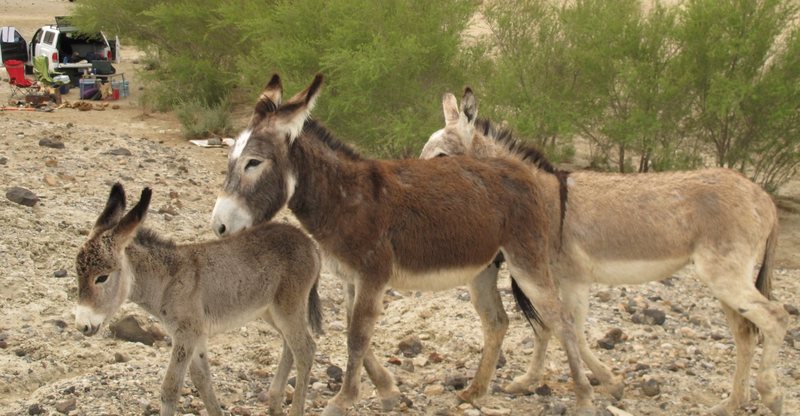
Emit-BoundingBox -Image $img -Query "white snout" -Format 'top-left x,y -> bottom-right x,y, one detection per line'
211,194 -> 254,237
74,304 -> 106,336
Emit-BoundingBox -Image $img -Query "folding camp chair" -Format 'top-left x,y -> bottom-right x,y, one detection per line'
3,59 -> 37,98
33,56 -> 68,86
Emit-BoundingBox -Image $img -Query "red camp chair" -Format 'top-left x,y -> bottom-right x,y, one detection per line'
4,59 -> 37,98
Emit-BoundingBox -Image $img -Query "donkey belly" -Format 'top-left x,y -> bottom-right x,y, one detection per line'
568,246 -> 689,285
206,305 -> 271,337
586,257 -> 688,285
389,264 -> 488,291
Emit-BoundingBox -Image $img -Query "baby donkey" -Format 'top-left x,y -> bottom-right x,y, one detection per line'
74,183 -> 322,416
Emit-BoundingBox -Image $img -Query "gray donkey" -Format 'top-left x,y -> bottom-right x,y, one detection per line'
74,183 -> 322,416
421,89 -> 788,416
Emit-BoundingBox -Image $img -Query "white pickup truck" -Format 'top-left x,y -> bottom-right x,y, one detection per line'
22,17 -> 118,78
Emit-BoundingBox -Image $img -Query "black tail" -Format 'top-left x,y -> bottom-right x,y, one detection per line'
307,280 -> 324,336
749,220 -> 779,334
511,277 -> 544,331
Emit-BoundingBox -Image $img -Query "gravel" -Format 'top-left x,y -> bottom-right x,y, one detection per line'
0,114 -> 798,415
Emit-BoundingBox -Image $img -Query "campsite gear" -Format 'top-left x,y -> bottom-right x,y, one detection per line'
79,78 -> 102,100
111,80 -> 128,99
0,27 -> 27,63
25,17 -> 111,74
4,59 -> 36,97
34,56 -> 68,86
91,60 -> 115,75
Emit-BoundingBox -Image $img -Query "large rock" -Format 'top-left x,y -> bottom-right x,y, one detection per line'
6,187 -> 39,207
38,138 -> 65,149
109,315 -> 166,346
398,334 -> 423,357
631,308 -> 666,325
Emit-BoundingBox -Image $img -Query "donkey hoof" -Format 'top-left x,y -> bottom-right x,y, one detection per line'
321,403 -> 347,416
380,391 -> 403,411
575,407 -> 596,416
709,399 -> 735,416
606,381 -> 625,401
764,393 -> 783,415
456,386 -> 486,404
503,381 -> 533,396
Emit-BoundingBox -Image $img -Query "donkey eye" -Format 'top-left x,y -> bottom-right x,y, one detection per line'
245,159 -> 262,171
95,275 -> 109,284
436,153 -> 449,158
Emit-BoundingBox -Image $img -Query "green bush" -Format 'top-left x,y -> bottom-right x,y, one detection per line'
175,99 -> 233,139
74,0 -> 476,154
71,0 -> 800,190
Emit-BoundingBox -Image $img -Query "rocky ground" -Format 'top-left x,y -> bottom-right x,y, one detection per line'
1,96 -> 799,416
1,1 -> 800,415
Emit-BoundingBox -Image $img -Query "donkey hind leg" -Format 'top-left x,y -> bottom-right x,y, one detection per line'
265,339 -> 294,416
323,281 -> 388,416
344,282 -> 401,408
458,263 -> 509,403
275,311 -> 317,416
699,260 -> 789,416
504,323 -> 552,395
160,331 -> 198,416
709,304 -> 757,416
567,282 -> 624,400
188,339 -> 223,416
506,261 -> 595,416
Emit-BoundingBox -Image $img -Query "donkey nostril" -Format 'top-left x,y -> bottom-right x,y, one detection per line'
82,325 -> 89,333
218,224 -> 227,235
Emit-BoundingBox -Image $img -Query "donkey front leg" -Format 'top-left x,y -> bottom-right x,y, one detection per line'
343,282 -> 401,407
458,263 -> 508,403
324,280 -> 388,416
160,334 -> 197,416
188,341 -> 223,416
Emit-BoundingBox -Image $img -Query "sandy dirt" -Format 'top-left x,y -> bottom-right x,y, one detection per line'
1,1 -> 799,415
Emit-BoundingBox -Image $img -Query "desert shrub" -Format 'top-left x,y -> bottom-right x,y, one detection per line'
175,99 -> 233,139
73,0 -> 476,155
678,0 -> 800,189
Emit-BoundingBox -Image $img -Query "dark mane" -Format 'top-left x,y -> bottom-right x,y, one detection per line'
475,117 -> 570,250
302,119 -> 362,160
475,118 -> 565,175
134,228 -> 176,249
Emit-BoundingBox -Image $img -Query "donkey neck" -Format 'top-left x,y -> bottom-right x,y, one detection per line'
286,128 -> 364,239
123,230 -> 182,316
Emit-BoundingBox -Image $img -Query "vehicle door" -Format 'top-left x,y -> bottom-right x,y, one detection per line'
26,28 -> 42,66
0,26 -> 28,64
39,29 -> 59,69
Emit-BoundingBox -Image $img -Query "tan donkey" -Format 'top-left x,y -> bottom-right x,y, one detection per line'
421,88 -> 788,416
211,74 -> 598,415
74,184 -> 322,416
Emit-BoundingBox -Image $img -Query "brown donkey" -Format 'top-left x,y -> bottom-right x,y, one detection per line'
75,184 -> 322,416
421,89 -> 789,416
210,74 -> 597,415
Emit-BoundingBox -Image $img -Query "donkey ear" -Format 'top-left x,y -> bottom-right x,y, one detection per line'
112,187 -> 151,247
462,87 -> 477,123
254,74 -> 283,120
442,93 -> 460,126
93,183 -> 127,234
277,74 -> 324,140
